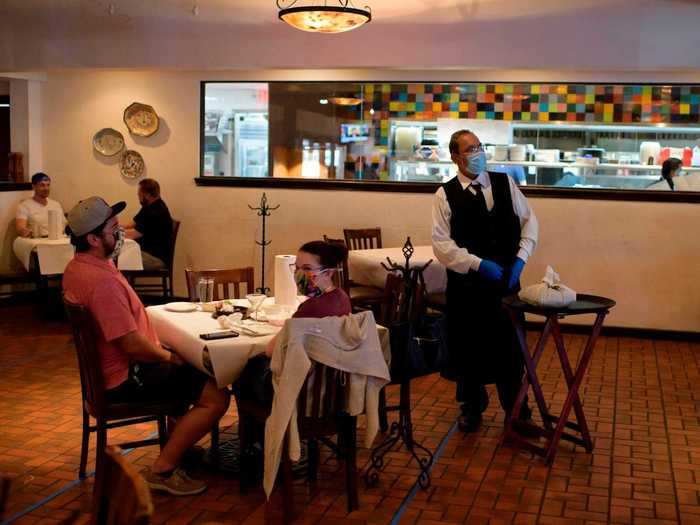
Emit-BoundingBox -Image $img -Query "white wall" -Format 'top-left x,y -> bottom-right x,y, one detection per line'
33,69 -> 700,332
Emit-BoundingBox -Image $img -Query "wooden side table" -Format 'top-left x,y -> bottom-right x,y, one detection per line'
502,294 -> 616,464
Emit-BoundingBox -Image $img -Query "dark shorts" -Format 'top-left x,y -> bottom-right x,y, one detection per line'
232,355 -> 273,407
105,362 -> 208,415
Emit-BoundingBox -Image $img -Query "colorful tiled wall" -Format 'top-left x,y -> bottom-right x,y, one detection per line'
359,83 -> 700,146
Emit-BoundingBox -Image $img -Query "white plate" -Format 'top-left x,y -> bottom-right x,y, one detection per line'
164,302 -> 198,313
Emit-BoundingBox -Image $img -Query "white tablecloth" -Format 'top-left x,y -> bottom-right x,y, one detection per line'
147,304 -> 279,388
12,237 -> 143,275
347,245 -> 447,294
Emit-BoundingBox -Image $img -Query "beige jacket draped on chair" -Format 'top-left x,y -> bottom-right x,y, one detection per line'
263,311 -> 391,497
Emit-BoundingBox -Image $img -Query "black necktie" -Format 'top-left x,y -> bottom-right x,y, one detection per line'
471,182 -> 487,211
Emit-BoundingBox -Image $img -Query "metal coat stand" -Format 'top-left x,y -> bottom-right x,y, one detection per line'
364,237 -> 436,489
248,193 -> 279,294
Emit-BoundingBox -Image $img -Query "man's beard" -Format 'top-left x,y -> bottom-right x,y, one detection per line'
101,237 -> 116,258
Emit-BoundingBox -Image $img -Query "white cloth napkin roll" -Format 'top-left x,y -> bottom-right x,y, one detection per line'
274,254 -> 297,306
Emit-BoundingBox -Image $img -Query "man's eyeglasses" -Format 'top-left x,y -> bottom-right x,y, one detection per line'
463,143 -> 484,155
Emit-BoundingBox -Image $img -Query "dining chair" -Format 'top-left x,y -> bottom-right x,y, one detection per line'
129,219 -> 181,298
236,362 -> 359,522
343,227 -> 382,251
93,446 -> 154,525
184,266 -> 255,456
184,267 -> 255,301
324,235 -> 383,314
64,298 -> 179,482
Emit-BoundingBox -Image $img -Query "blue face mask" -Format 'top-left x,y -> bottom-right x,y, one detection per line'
465,151 -> 487,175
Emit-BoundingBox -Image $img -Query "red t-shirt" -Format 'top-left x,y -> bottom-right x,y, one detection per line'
293,288 -> 352,319
63,253 -> 161,389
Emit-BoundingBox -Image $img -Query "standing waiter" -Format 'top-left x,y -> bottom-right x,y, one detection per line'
432,129 -> 538,433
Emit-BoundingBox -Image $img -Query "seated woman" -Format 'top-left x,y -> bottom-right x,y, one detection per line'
234,240 -> 351,405
647,157 -> 682,191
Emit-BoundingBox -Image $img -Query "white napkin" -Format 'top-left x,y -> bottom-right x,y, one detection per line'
518,266 -> 576,308
218,315 -> 277,337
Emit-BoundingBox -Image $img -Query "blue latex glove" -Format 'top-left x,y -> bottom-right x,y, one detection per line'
507,257 -> 526,290
477,259 -> 504,282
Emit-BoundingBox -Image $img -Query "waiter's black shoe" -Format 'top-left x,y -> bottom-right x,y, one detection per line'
506,405 -> 540,439
457,410 -> 482,433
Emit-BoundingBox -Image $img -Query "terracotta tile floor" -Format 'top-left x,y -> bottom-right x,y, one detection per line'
1,303 -> 699,524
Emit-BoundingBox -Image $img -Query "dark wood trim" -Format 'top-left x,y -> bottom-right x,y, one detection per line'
526,320 -> 700,342
194,177 -> 700,202
0,182 -> 31,192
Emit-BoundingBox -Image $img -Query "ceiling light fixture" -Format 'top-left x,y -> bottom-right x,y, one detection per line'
277,1 -> 371,34
328,96 -> 363,106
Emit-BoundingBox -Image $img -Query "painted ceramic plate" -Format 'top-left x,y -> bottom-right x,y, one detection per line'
123,102 -> 159,137
120,150 -> 145,179
92,128 -> 124,156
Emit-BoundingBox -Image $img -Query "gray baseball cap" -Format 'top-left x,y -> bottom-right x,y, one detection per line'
67,196 -> 126,237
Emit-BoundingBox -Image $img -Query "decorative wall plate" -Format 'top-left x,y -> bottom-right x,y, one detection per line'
120,150 -> 145,179
123,102 -> 159,137
92,128 -> 125,156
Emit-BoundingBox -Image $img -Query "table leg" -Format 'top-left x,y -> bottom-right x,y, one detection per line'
543,312 -> 606,464
550,318 -> 593,452
504,310 -> 554,439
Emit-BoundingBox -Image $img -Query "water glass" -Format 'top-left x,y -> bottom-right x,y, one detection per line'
197,278 -> 214,303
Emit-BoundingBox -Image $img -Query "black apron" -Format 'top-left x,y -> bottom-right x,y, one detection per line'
442,172 -> 524,386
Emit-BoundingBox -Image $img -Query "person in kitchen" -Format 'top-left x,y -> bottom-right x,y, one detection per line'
432,129 -> 538,433
647,157 -> 700,191
15,172 -> 66,238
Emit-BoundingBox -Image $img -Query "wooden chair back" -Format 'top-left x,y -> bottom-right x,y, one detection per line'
322,236 -> 350,293
165,220 -> 181,270
297,361 -> 350,430
343,228 -> 382,251
94,446 -> 153,525
64,297 -> 107,415
381,273 -> 425,327
185,267 -> 255,301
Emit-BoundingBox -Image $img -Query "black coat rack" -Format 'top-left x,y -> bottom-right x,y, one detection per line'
248,193 -> 279,294
365,237 -> 437,490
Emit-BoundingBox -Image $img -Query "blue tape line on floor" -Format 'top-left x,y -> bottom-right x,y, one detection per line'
1,432 -> 158,525
389,420 -> 458,525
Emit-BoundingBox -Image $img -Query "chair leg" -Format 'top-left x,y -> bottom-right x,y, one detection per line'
79,409 -> 90,479
307,438 -> 319,483
281,434 -> 295,523
210,424 -> 220,464
92,421 -> 108,517
339,414 -> 359,513
157,415 -> 168,450
378,388 -> 388,432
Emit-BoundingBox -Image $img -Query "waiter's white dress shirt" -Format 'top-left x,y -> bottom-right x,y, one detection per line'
432,171 -> 538,274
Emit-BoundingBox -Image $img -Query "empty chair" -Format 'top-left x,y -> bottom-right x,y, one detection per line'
343,228 -> 382,251
185,267 -> 255,301
325,235 -> 383,313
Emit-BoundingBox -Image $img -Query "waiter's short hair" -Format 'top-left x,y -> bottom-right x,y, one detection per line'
448,129 -> 474,155
31,172 -> 50,185
138,178 -> 160,198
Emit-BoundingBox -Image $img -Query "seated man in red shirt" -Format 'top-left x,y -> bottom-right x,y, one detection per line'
63,196 -> 229,496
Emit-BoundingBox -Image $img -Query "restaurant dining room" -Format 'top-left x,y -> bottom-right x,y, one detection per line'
1,1 -> 700,524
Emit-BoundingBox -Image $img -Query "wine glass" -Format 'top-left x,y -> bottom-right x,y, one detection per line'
246,293 -> 267,322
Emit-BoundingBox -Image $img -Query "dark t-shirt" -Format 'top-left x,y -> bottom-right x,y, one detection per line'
133,198 -> 173,263
293,288 -> 352,319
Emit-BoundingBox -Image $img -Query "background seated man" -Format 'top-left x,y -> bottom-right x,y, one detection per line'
15,172 -> 66,238
123,178 -> 173,270
63,196 -> 229,496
